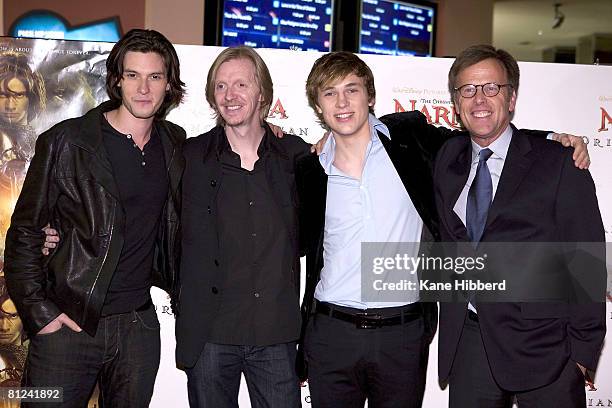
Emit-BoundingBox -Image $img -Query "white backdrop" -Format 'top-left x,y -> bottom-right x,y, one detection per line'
142,46 -> 612,407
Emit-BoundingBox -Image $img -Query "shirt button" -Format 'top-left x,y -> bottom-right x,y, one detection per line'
210,180 -> 217,187
141,161 -> 146,166
142,151 -> 145,156
214,259 -> 220,266
254,292 -> 260,298
212,287 -> 218,294
249,201 -> 253,206
127,134 -> 132,139
251,233 -> 257,237
207,206 -> 212,214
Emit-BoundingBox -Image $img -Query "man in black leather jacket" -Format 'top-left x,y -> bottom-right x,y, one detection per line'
4,29 -> 185,407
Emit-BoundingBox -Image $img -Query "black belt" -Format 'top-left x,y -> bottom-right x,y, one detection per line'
315,302 -> 422,329
468,310 -> 479,322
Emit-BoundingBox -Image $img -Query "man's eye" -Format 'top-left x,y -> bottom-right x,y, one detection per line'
124,73 -> 137,79
324,92 -> 334,97
216,83 -> 226,90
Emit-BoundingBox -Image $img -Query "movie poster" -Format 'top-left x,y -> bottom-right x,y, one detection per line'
0,36 -> 112,408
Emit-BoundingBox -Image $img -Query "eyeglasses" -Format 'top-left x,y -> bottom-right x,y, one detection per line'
454,83 -> 513,98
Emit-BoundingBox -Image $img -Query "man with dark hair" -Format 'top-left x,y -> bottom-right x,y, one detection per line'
297,50 -> 590,408
4,29 -> 185,407
0,52 -> 46,128
178,46 -> 308,408
435,44 -> 605,407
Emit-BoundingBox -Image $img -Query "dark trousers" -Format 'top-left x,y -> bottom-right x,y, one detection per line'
449,314 -> 586,408
21,304 -> 161,408
304,304 -> 430,408
186,342 -> 301,408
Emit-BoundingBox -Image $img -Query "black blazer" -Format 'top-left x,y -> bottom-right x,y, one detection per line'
176,124 -> 310,368
296,111 -> 455,379
434,126 -> 606,391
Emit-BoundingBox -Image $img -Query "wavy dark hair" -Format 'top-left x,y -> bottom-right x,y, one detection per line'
105,29 -> 185,119
0,52 -> 46,121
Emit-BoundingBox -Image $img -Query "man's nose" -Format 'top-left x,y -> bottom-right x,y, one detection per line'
138,78 -> 150,94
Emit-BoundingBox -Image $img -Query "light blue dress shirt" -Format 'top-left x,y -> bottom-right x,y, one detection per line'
314,115 -> 424,309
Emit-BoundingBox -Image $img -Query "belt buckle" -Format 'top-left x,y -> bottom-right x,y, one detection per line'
355,312 -> 382,329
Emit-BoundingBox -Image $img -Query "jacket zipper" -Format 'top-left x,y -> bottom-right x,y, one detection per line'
82,202 -> 115,323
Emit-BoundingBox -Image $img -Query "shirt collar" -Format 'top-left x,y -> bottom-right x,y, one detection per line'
470,124 -> 513,163
319,114 -> 389,172
217,123 -> 275,159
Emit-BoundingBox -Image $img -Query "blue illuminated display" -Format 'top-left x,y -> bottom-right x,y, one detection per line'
359,0 -> 434,57
10,11 -> 121,42
221,0 -> 333,51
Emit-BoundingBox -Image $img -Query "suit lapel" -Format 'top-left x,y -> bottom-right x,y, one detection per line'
442,141 -> 472,241
484,127 -> 533,231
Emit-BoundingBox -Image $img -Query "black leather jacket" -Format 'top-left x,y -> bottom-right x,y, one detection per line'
4,101 -> 185,337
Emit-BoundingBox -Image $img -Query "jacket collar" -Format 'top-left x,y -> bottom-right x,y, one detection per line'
70,100 -> 117,153
70,101 -> 182,201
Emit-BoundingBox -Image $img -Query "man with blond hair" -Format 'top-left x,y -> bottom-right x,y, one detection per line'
177,46 -> 308,407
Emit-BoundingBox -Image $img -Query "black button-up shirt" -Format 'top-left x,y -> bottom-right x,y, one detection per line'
100,117 -> 168,315
208,130 -> 294,345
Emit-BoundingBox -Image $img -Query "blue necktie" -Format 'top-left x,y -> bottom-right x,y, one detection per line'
466,148 -> 493,245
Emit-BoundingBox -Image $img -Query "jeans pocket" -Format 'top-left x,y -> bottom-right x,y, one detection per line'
35,324 -> 70,338
134,307 -> 160,331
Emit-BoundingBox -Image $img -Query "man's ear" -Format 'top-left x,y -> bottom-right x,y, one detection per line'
315,104 -> 323,114
166,84 -> 170,91
368,98 -> 375,108
508,89 -> 517,113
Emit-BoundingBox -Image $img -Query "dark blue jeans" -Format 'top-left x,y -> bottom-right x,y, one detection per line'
186,342 -> 301,408
21,305 -> 161,408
